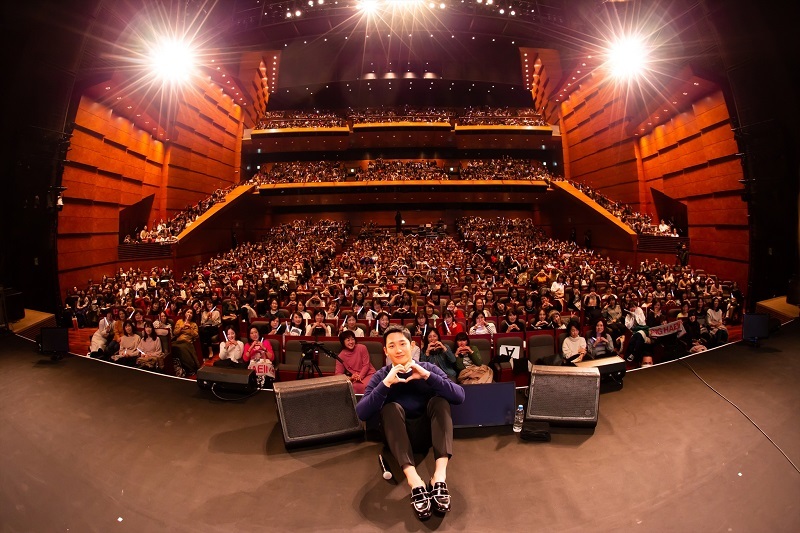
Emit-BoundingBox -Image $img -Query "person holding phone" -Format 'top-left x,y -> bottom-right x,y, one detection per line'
243,326 -> 276,387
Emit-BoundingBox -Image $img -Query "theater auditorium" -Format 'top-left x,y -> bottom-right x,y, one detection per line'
1,0 -> 799,531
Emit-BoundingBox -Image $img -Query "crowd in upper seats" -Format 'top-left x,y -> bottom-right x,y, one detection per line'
250,158 -> 555,185
552,177 -> 681,236
66,216 -> 743,376
122,155 -> 680,250
459,157 -> 552,181
255,110 -> 346,129
253,106 -> 548,129
348,106 -> 452,124
457,106 -> 547,126
125,185 -> 237,244
251,160 -> 347,184
355,159 -> 445,181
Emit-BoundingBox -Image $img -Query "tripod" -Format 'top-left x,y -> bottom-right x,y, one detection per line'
297,345 -> 324,379
296,340 -> 351,380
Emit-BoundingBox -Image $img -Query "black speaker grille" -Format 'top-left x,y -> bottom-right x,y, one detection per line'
274,376 -> 362,446
527,367 -> 600,427
281,387 -> 360,439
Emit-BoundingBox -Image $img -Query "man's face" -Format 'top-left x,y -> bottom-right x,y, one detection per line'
384,332 -> 413,367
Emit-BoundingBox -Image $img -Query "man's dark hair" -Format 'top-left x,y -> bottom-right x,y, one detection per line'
382,324 -> 411,347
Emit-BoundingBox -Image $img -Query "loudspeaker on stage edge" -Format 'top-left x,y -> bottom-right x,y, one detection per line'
575,356 -> 626,392
273,374 -> 363,449
526,365 -> 600,428
38,327 -> 70,354
197,366 -> 256,393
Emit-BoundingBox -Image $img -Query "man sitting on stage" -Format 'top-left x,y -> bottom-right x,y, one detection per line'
356,325 -> 465,520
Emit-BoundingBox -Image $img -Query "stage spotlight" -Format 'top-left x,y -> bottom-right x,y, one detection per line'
358,0 -> 379,13
607,35 -> 650,81
148,37 -> 197,84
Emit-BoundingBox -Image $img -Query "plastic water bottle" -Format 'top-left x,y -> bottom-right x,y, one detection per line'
513,404 -> 524,433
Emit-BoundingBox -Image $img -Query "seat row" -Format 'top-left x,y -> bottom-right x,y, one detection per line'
240,330 -> 578,387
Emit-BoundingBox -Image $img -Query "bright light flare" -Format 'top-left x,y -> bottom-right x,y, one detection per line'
358,0 -> 380,13
148,37 -> 197,84
607,35 -> 649,81
358,0 -> 428,13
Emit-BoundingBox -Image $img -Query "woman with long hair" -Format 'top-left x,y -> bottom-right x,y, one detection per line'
136,320 -> 163,370
172,307 -> 200,376
410,309 -> 432,338
214,325 -> 245,368
243,326 -> 276,387
286,312 -> 306,336
586,319 -> 616,360
112,320 -> 141,365
437,310 -> 464,337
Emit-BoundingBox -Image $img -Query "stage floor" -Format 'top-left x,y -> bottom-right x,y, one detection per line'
1,322 -> 799,532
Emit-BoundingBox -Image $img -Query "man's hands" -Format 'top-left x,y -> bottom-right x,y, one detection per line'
383,361 -> 430,387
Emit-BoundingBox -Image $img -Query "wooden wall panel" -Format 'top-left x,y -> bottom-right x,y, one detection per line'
638,90 -> 747,288
58,77 -> 244,296
561,78 -> 748,290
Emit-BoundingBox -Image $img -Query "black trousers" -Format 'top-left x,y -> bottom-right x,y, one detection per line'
199,325 -> 218,356
380,396 -> 454,468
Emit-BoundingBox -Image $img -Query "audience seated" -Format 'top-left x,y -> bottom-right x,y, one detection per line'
74,214 -> 742,374
255,109 -> 346,130
126,185 -> 239,243
552,176 -> 682,236
420,329 -> 458,381
457,106 -> 547,126
452,332 -> 493,384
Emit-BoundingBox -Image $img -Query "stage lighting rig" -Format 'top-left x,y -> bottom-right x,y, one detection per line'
606,34 -> 650,82
147,36 -> 198,85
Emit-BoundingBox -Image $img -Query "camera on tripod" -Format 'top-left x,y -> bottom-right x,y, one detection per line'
297,340 -> 348,379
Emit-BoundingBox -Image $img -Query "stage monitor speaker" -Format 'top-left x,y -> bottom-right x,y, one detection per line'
743,313 -> 770,341
38,327 -> 70,353
0,287 -> 25,324
273,374 -> 362,449
526,365 -> 600,427
197,366 -> 256,393
575,356 -> 626,392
